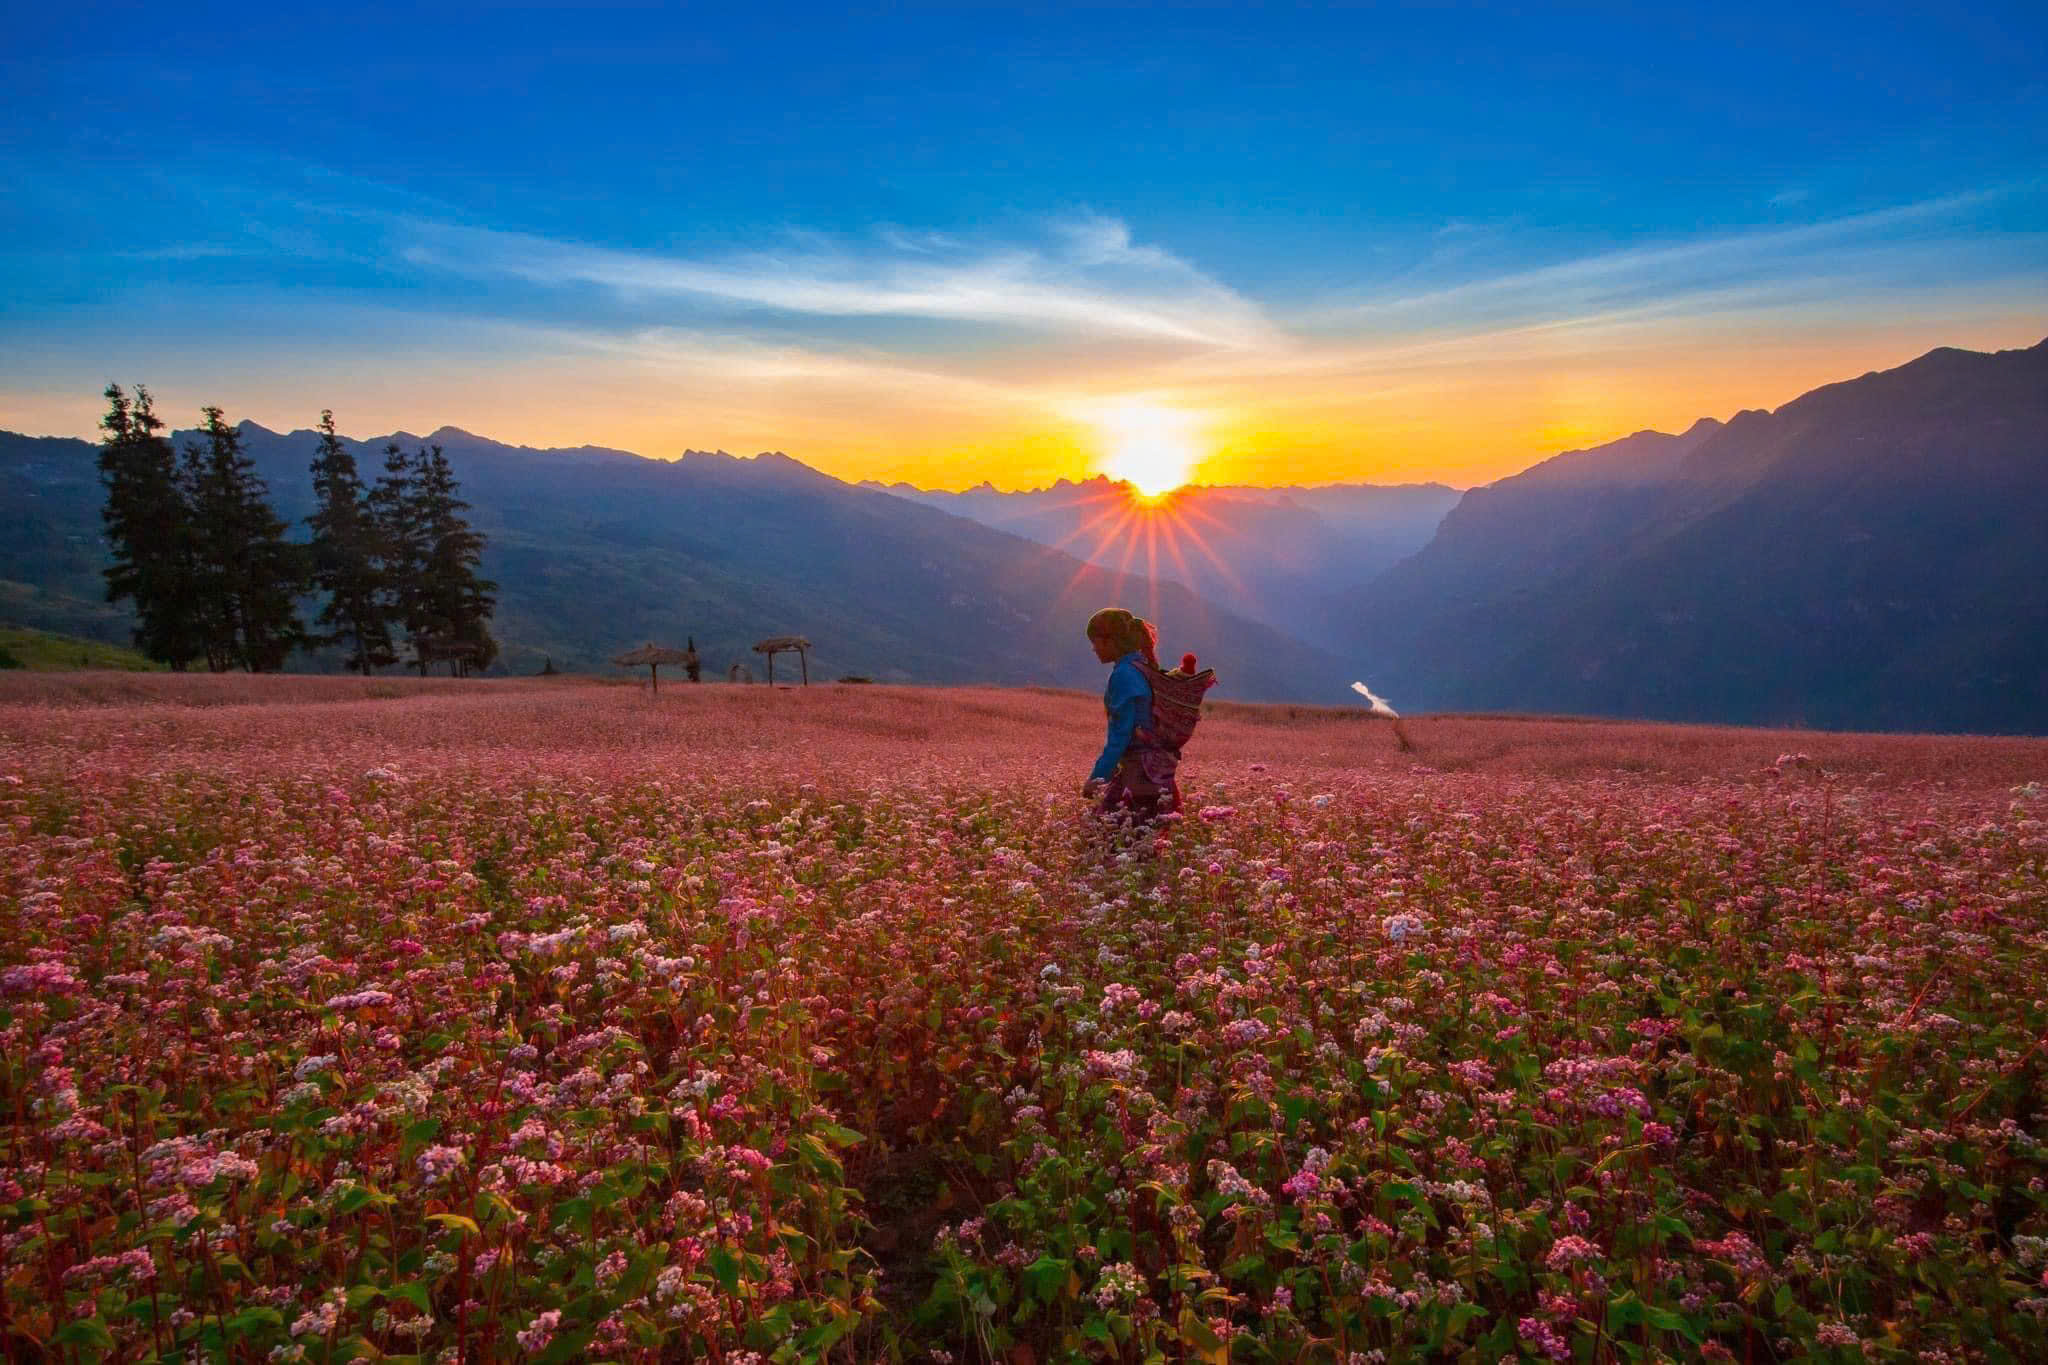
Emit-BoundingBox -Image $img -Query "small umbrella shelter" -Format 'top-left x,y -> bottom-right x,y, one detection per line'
752,635 -> 812,685
612,642 -> 698,694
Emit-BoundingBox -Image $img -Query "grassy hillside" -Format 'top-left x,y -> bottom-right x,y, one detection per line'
0,624 -> 162,672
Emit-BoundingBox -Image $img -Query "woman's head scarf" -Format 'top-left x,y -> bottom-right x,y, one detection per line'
1086,608 -> 1160,668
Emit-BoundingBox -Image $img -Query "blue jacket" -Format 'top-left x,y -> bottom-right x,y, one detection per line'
1090,652 -> 1152,783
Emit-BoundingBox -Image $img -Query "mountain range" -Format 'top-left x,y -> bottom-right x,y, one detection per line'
4,335 -> 2044,729
863,477 -> 1459,641
1338,337 -> 2048,732
0,423 -> 1345,700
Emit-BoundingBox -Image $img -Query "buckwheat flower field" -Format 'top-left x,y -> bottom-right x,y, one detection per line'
4,675 -> 2046,1363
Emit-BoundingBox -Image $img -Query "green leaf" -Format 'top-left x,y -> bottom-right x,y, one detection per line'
225,1306 -> 285,1336
1645,1306 -> 1702,1343
1443,1301 -> 1486,1339
389,1280 -> 434,1314
535,1327 -> 597,1365
753,1304 -> 796,1344
709,1246 -> 741,1294
794,1134 -> 843,1182
335,1184 -> 380,1215
51,1318 -> 115,1351
551,1196 -> 594,1235
475,1190 -> 518,1228
1024,1255 -> 1072,1303
427,1213 -> 479,1237
1222,1254 -> 1266,1281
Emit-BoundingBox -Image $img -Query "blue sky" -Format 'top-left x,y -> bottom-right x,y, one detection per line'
3,1 -> 2044,487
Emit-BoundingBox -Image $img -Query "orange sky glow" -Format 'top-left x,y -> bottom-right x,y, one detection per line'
5,311 -> 2042,495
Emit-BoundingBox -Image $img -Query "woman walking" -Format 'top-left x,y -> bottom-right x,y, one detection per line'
1082,608 -> 1213,822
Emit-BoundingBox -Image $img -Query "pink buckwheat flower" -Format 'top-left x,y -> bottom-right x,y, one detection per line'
416,1145 -> 466,1184
516,1310 -> 560,1354
1545,1235 -> 1602,1270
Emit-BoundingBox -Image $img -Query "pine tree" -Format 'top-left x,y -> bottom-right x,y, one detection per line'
178,429 -> 238,671
183,408 -> 306,671
306,411 -> 395,673
369,442 -> 431,672
414,445 -> 498,676
370,443 -> 495,676
98,384 -> 206,668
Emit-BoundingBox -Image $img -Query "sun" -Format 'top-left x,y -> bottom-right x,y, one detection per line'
1087,401 -> 1203,499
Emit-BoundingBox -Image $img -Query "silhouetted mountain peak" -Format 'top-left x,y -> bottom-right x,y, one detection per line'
1340,336 -> 2048,732
1902,338 -> 2044,370
674,448 -> 841,491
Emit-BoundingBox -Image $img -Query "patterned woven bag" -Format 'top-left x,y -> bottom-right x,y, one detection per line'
1134,656 -> 1217,753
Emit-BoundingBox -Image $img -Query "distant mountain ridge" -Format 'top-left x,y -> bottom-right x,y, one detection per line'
864,475 -> 1460,639
6,336 -> 2045,730
0,420 -> 1348,701
1341,337 -> 2048,733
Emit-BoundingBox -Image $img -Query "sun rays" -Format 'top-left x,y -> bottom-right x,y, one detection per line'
1081,399 -> 1205,499
1038,470 -> 1253,620
1062,398 -> 1252,612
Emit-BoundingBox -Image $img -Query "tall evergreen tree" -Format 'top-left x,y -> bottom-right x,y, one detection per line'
371,443 -> 495,675
368,442 -> 431,671
305,411 -> 395,673
177,429 -> 238,672
183,407 -> 306,671
415,444 -> 497,675
97,384 -> 204,668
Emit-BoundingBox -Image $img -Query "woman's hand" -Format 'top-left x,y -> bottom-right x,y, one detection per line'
1081,778 -> 1104,800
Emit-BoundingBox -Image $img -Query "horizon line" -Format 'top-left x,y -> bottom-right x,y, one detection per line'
13,331 -> 2042,495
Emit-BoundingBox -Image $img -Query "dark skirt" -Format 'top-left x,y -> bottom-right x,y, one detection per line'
1097,748 -> 1181,823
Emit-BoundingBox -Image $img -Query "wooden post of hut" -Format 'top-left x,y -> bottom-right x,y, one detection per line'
415,632 -> 485,677
611,642 -> 697,695
752,635 -> 811,686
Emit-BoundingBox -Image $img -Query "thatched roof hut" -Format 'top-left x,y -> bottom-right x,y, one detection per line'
751,635 -> 812,685
611,642 -> 698,693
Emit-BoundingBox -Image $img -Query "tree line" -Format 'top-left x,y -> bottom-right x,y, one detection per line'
96,384 -> 497,674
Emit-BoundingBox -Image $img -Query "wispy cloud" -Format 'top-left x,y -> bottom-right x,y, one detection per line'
395,214 -> 1280,349
526,320 -> 1043,418
9,154 -> 2042,489
116,243 -> 248,261
1310,188 -> 2027,331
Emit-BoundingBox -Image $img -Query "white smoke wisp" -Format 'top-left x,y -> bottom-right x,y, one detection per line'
1350,681 -> 1415,753
1350,681 -> 1399,718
